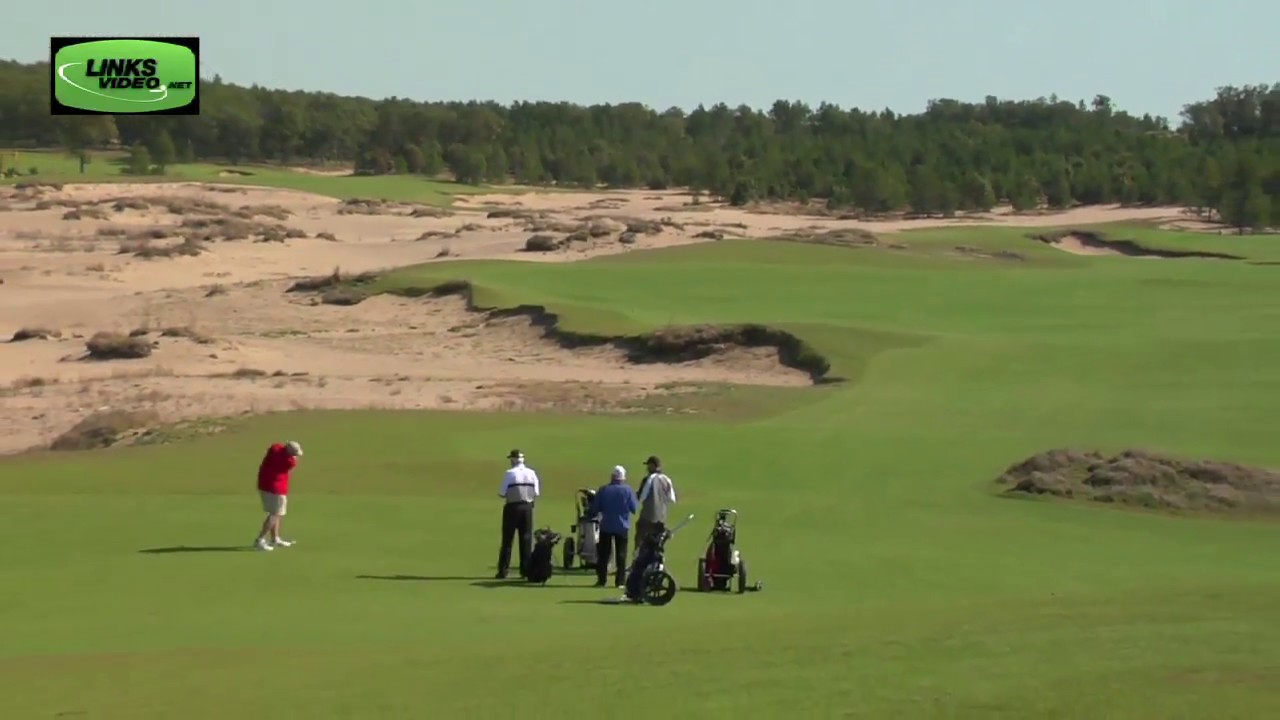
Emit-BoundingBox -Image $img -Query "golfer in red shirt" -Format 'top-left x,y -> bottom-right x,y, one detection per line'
255,440 -> 302,551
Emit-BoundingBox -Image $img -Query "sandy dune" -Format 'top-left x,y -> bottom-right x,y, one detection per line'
0,181 -> 1201,454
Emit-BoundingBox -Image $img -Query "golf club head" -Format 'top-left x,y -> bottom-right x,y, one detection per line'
668,513 -> 695,535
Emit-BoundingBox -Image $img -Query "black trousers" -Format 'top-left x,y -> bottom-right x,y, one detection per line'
595,531 -> 629,586
497,501 -> 533,577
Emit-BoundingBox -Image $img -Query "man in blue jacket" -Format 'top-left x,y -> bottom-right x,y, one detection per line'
588,465 -> 639,588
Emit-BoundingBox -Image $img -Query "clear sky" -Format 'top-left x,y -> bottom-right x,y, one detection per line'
6,0 -> 1276,121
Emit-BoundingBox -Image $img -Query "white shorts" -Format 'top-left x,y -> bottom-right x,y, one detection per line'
259,491 -> 287,516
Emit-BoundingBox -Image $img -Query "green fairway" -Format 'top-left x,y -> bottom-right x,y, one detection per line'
0,148 -> 489,205
3,226 -> 1280,718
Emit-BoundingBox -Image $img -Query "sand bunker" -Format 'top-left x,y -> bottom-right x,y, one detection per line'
1031,230 -> 1243,259
0,180 -> 1215,455
996,448 -> 1280,514
0,276 -> 813,454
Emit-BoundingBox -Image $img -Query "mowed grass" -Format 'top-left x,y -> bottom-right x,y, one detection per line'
4,228 -> 1280,718
0,148 -> 490,205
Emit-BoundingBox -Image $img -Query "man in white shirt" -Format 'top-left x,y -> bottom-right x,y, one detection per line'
496,449 -> 541,579
634,454 -> 676,560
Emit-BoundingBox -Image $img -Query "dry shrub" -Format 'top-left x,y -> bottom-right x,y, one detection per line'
35,199 -> 83,210
62,207 -> 110,220
160,326 -> 214,344
997,448 -> 1280,513
125,237 -> 206,259
230,367 -> 268,378
86,331 -> 153,359
586,221 -> 616,238
178,216 -> 256,239
337,198 -> 394,215
780,228 -> 881,248
316,231 -> 339,242
111,198 -> 150,211
205,284 -> 228,297
565,230 -> 590,243
457,223 -> 484,233
320,287 -> 367,305
694,230 -> 725,240
158,197 -> 231,215
10,376 -> 55,389
179,216 -> 304,242
525,219 -> 581,233
117,227 -> 175,242
287,267 -> 379,293
524,234 -> 561,252
14,182 -> 64,191
618,232 -> 638,245
487,208 -> 538,220
235,204 -> 292,220
416,230 -> 456,241
656,204 -> 714,213
409,206 -> 453,218
625,219 -> 663,235
95,226 -> 130,238
50,409 -> 161,451
11,327 -> 61,341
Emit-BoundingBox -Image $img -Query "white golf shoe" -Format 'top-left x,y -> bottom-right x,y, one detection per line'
272,538 -> 295,548
254,539 -> 274,551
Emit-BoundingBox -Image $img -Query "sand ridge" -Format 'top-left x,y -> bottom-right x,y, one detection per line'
1,181 -> 1202,454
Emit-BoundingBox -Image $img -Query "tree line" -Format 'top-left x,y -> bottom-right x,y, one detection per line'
1,59 -> 1276,229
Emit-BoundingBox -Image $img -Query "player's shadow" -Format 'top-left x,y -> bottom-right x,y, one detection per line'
138,545 -> 250,554
468,579 -> 601,589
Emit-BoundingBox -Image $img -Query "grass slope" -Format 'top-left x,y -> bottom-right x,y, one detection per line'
3,229 -> 1280,718
0,148 -> 489,205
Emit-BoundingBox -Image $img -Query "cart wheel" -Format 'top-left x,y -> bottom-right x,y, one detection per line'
737,560 -> 748,594
643,570 -> 678,606
562,538 -> 575,569
696,559 -> 710,592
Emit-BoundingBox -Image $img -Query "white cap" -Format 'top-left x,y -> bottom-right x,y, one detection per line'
286,440 -> 303,457
611,465 -> 626,480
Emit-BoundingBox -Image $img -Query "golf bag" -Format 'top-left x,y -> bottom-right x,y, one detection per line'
623,514 -> 693,606
697,509 -> 760,593
526,528 -> 562,585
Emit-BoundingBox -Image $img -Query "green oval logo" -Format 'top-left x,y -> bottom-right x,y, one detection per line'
53,38 -> 198,114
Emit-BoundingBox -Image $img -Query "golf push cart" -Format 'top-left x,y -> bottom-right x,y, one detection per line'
562,488 -> 601,570
696,509 -> 763,593
624,513 -> 696,606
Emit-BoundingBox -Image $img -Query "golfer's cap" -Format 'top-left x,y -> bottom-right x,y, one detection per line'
644,455 -> 661,466
612,465 -> 626,480
286,440 -> 303,457
507,449 -> 524,460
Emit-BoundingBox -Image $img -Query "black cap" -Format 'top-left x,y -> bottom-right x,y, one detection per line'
644,455 -> 661,466
508,449 -> 523,459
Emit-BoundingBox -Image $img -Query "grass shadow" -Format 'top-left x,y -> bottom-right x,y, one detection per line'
558,598 -> 635,605
138,545 -> 250,554
355,574 -> 489,582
